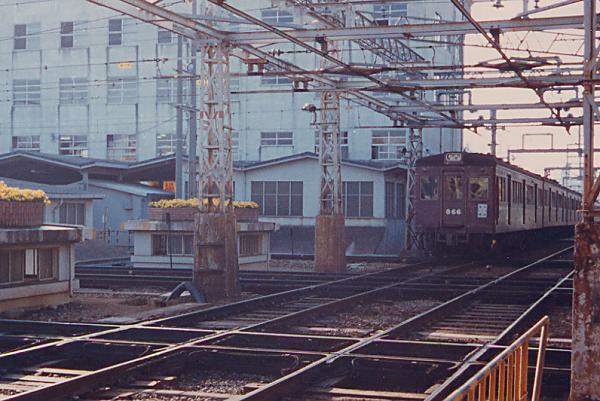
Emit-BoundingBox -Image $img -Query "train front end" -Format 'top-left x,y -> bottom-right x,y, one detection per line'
415,152 -> 496,248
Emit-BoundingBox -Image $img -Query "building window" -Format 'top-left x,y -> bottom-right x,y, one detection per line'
107,134 -> 136,161
60,21 -> 73,48
156,133 -> 187,156
343,181 -> 373,217
59,77 -> 88,104
107,77 -> 137,104
260,131 -> 293,146
239,234 -> 261,257
151,234 -> 193,256
14,23 -> 40,50
232,131 -> 240,160
385,182 -> 406,219
260,75 -> 292,86
60,21 -> 87,49
59,135 -> 88,157
12,135 -> 40,152
469,177 -> 489,200
108,18 -> 136,45
0,249 -> 57,284
59,203 -> 85,225
0,250 -> 25,284
157,28 -> 173,44
373,3 -> 408,25
251,181 -> 303,217
315,131 -> 349,159
13,79 -> 41,105
371,130 -> 406,160
156,78 -> 175,103
37,249 -> 57,280
260,9 -> 294,24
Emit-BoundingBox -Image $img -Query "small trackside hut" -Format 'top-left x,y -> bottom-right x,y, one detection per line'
415,152 -> 580,251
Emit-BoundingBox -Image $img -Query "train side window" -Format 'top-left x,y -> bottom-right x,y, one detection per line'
445,175 -> 464,199
469,177 -> 488,200
526,185 -> 535,205
420,176 -> 439,200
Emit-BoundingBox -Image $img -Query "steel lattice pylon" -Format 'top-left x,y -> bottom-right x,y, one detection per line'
405,128 -> 423,251
318,83 -> 343,215
198,43 -> 234,213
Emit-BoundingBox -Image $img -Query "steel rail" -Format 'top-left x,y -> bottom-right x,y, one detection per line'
0,260 -> 444,401
425,249 -> 574,401
233,246 -> 573,401
0,248 -> 572,401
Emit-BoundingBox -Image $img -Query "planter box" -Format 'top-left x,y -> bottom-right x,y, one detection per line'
0,201 -> 44,228
149,207 -> 259,222
234,207 -> 259,222
148,207 -> 197,222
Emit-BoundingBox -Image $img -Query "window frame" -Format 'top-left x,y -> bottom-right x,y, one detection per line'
106,133 -> 137,161
371,129 -> 406,160
13,79 -> 41,105
343,181 -> 374,218
251,181 -> 303,217
260,131 -> 293,146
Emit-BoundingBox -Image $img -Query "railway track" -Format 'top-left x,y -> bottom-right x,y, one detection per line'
74,266 -> 354,294
0,248 -> 574,401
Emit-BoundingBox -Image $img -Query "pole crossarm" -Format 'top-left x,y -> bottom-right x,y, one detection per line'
206,0 -> 466,128
86,0 -> 416,122
449,0 -> 570,129
225,15 -> 590,44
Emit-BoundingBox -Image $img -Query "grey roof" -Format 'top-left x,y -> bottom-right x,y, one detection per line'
0,151 -> 130,168
88,179 -> 173,197
236,152 -> 407,172
0,176 -> 105,199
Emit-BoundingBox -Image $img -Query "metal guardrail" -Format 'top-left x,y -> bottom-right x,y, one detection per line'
444,316 -> 549,401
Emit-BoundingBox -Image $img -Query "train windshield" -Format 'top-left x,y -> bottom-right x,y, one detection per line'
420,176 -> 439,200
469,177 -> 488,200
445,175 -> 464,199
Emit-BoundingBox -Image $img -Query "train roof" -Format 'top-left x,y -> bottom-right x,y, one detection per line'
417,152 -> 581,196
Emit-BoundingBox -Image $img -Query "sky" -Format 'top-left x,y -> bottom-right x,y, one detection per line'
462,0 -> 593,188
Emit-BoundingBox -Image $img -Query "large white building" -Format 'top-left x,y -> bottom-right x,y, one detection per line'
0,0 -> 465,254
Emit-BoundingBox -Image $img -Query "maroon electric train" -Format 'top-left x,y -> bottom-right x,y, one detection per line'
415,152 -> 580,250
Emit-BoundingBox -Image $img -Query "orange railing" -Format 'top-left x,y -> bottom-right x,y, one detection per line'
445,316 -> 549,401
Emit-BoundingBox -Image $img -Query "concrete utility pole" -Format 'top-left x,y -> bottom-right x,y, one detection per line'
175,34 -> 184,198
187,0 -> 198,199
314,37 -> 346,273
193,37 -> 239,300
570,0 -> 600,399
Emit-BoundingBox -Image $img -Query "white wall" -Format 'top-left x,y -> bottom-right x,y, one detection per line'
234,157 -> 403,226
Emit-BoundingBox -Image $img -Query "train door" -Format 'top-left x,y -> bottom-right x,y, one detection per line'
442,172 -> 465,227
548,188 -> 552,222
507,175 -> 512,225
534,184 -> 538,224
522,180 -> 526,225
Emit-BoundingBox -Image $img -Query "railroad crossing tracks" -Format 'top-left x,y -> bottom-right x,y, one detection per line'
0,247 -> 574,401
